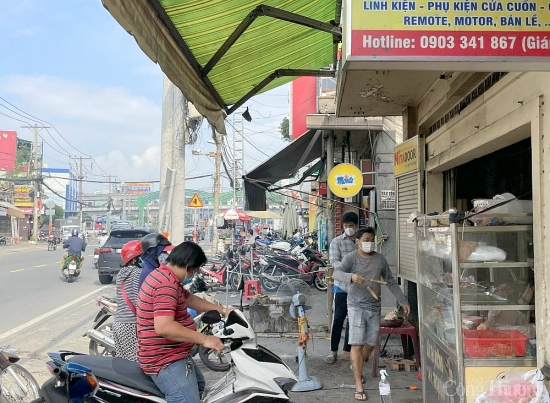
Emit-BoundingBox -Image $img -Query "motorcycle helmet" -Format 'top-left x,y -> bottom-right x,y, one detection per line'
121,240 -> 142,265
140,233 -> 171,253
72,229 -> 79,237
295,237 -> 304,245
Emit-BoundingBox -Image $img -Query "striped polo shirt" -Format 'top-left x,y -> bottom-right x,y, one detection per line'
136,265 -> 196,375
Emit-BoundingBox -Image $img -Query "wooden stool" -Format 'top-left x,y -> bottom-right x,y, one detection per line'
371,320 -> 421,377
243,279 -> 261,300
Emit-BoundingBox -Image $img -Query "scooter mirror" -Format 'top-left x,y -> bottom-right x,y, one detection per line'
202,310 -> 222,325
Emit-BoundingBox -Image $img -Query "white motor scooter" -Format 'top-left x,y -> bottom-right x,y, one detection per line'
38,310 -> 298,403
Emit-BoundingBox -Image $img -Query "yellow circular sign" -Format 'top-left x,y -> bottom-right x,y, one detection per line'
327,163 -> 363,198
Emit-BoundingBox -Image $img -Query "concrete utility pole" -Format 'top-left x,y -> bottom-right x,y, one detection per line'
159,75 -> 186,244
211,126 -> 222,254
22,123 -> 50,240
71,156 -> 92,231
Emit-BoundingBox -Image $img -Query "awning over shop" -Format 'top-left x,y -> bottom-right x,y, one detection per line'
247,211 -> 282,220
101,0 -> 340,134
0,201 -> 26,219
243,129 -> 323,210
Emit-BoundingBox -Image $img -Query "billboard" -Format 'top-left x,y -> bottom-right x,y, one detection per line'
13,185 -> 33,207
0,131 -> 17,171
290,76 -> 317,140
122,182 -> 152,195
347,0 -> 550,61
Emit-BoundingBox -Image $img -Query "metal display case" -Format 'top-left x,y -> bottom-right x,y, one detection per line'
417,219 -> 536,403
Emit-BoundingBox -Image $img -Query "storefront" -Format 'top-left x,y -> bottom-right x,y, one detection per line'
397,73 -> 546,402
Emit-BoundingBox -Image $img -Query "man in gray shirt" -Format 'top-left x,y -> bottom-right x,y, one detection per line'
333,227 -> 410,401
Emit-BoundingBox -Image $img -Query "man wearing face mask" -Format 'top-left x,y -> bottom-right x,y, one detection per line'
326,212 -> 359,364
334,227 -> 410,401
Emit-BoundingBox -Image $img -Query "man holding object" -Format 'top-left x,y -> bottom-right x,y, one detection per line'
333,227 -> 410,401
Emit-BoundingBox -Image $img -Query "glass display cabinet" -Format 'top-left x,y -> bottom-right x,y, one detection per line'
417,219 -> 536,403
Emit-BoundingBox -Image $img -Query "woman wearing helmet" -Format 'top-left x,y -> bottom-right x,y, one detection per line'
113,240 -> 143,361
138,233 -> 174,289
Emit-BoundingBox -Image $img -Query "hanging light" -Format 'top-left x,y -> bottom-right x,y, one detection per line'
242,107 -> 252,122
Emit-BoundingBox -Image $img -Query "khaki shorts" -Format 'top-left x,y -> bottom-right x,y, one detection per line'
348,306 -> 380,346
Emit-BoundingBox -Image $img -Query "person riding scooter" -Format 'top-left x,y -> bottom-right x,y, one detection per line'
61,229 -> 86,271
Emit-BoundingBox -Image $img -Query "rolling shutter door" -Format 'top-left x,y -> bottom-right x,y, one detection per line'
396,171 -> 420,281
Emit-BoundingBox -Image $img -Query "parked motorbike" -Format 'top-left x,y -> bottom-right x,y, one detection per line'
61,255 -> 81,283
84,277 -> 230,372
0,346 -> 41,403
258,245 -> 327,292
39,310 -> 297,403
47,235 -> 57,251
0,237 -> 7,246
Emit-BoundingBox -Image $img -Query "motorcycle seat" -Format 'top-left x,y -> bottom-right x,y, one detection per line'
268,255 -> 298,267
68,355 -> 163,397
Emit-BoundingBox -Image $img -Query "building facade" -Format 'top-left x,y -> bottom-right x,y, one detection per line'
41,168 -> 78,218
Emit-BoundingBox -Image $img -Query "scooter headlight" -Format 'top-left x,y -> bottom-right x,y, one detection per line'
274,377 -> 297,392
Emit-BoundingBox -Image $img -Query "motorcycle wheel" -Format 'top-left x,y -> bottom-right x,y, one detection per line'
67,274 -> 74,283
198,345 -> 231,372
259,267 -> 282,293
88,324 -> 116,357
314,273 -> 328,291
0,364 -> 41,403
0,240 -> 6,246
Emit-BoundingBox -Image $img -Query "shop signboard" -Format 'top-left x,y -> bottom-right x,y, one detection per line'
13,185 -> 33,207
394,137 -> 419,177
327,163 -> 363,198
421,329 -> 460,402
121,182 -> 151,195
0,130 -> 17,171
344,0 -> 550,68
18,207 -> 34,215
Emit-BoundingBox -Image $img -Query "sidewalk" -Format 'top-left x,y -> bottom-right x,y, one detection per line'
0,242 -> 46,254
196,334 -> 423,403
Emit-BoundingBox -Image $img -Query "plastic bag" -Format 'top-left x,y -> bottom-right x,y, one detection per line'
465,242 -> 507,262
475,369 -> 550,403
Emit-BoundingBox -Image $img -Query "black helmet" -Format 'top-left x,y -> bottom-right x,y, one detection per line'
71,229 -> 79,237
140,233 -> 171,253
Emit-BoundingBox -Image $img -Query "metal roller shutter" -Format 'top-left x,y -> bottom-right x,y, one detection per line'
396,172 -> 420,281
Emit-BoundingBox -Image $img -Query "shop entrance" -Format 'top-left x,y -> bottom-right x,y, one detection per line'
452,137 -> 532,210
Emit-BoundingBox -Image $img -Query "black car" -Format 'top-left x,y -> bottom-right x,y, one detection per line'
95,229 -> 151,284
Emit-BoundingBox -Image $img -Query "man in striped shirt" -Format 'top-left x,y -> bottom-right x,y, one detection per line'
137,241 -> 227,403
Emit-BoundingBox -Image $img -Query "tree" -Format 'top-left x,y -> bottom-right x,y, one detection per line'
40,205 -> 64,227
279,117 -> 290,141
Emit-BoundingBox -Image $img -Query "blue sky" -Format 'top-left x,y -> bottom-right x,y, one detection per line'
0,0 -> 289,192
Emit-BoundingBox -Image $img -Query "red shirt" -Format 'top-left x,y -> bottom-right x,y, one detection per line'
136,265 -> 196,375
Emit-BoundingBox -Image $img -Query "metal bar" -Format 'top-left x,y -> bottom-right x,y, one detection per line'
202,6 -> 263,77
226,69 -> 334,115
260,5 -> 342,38
202,5 -> 341,77
147,0 -> 227,109
294,130 -> 321,174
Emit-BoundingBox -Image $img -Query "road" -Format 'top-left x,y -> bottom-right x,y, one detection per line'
0,244 -> 109,335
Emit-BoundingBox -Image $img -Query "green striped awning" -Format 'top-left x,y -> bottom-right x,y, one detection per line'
102,0 -> 340,134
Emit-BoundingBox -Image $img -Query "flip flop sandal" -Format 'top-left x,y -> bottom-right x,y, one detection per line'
354,391 -> 368,401
325,354 -> 337,364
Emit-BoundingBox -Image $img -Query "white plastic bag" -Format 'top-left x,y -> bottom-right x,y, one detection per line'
474,369 -> 550,403
465,242 -> 507,262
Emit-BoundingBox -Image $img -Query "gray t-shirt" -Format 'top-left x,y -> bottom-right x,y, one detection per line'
333,251 -> 408,311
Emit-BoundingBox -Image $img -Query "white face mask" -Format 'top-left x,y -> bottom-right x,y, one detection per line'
361,241 -> 376,253
344,227 -> 356,237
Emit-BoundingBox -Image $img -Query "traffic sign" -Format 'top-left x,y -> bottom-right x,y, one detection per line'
45,199 -> 56,209
188,193 -> 204,208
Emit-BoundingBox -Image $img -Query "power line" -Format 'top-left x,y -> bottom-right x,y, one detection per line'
0,110 -> 28,124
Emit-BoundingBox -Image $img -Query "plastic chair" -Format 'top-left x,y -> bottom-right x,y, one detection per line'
243,279 -> 261,300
